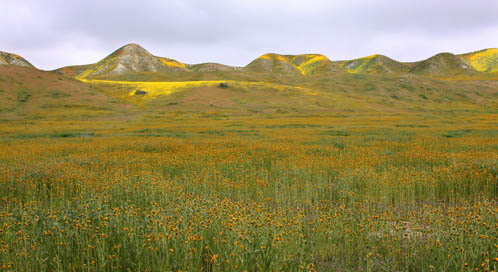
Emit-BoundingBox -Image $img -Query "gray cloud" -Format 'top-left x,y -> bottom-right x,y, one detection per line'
1,0 -> 497,70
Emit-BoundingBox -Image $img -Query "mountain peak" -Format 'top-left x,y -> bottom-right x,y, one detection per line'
118,43 -> 148,53
122,43 -> 142,48
114,43 -> 153,59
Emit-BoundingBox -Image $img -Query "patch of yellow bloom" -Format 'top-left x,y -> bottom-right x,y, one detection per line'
159,58 -> 187,70
461,49 -> 498,73
79,78 -> 318,99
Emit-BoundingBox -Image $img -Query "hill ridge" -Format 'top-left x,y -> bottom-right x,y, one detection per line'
340,54 -> 409,74
409,52 -> 477,76
244,53 -> 339,75
0,51 -> 34,68
2,44 -> 497,78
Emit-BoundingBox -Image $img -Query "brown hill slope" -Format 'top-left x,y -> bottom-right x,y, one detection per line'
0,65 -> 127,120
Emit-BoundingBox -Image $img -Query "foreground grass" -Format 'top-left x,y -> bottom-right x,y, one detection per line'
0,116 -> 497,271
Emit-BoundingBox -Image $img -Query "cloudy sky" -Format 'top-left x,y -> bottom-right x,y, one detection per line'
1,0 -> 497,70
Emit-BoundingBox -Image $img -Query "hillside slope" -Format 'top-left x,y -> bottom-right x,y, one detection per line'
0,65 -> 127,120
55,64 -> 94,77
409,53 -> 477,76
189,63 -> 240,72
76,43 -> 190,79
244,53 -> 340,75
0,51 -> 34,68
458,48 -> 498,73
339,54 -> 409,74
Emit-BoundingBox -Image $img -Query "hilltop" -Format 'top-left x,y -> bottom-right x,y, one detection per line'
244,53 -> 341,76
409,53 -> 477,76
75,43 -> 189,79
0,51 -> 34,68
339,54 -> 410,74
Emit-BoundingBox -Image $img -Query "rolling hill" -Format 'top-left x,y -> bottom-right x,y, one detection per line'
0,65 -> 127,121
409,52 -> 477,76
459,48 -> 498,73
0,44 -> 497,122
0,51 -> 34,68
339,54 -> 410,74
59,44 -> 244,81
244,53 -> 341,75
189,62 -> 240,72
75,43 -> 190,79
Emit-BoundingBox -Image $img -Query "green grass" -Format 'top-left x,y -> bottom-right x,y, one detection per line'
17,89 -> 31,103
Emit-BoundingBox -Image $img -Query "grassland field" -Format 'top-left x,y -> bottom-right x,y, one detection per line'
1,108 -> 497,271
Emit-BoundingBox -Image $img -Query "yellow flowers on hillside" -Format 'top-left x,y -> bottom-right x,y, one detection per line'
159,58 -> 188,69
79,78 -> 318,99
256,53 -> 331,75
460,48 -> 498,73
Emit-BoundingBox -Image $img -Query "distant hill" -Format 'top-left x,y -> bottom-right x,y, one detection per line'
244,53 -> 301,74
75,43 -> 190,79
189,63 -> 240,72
291,54 -> 342,75
59,44 -> 242,80
339,54 -> 410,74
409,53 -> 477,76
244,53 -> 340,75
0,51 -> 34,68
458,48 -> 498,73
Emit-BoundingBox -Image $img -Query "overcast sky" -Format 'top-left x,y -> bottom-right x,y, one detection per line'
1,0 -> 497,70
